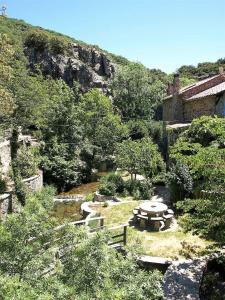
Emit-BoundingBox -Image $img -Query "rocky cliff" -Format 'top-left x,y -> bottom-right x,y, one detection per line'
25,43 -> 115,93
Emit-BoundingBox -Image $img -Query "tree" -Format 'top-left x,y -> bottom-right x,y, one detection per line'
111,63 -> 166,120
177,193 -> 225,244
168,162 -> 193,202
170,116 -> 225,193
115,138 -> 165,180
40,80 -> 87,191
78,89 -> 128,156
0,34 -> 15,122
0,187 -> 163,300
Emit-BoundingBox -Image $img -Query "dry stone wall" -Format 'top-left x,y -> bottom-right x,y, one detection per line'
0,137 -> 11,180
0,193 -> 12,220
184,96 -> 216,122
22,171 -> 43,193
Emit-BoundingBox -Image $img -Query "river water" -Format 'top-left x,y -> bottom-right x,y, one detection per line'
61,172 -> 107,196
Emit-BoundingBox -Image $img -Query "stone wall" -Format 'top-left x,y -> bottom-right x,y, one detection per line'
163,98 -> 173,122
164,93 -> 223,123
22,170 -> 43,193
183,95 -> 216,122
0,138 -> 11,180
0,193 -> 12,220
216,93 -> 225,116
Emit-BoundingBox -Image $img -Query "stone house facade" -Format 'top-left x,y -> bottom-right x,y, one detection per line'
163,69 -> 225,123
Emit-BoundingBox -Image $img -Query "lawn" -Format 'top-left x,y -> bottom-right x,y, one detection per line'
94,200 -> 212,259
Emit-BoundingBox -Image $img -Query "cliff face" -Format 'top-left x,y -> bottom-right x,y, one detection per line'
25,43 -> 115,93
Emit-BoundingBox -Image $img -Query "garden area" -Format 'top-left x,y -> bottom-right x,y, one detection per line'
0,24 -> 224,298
89,199 -> 211,259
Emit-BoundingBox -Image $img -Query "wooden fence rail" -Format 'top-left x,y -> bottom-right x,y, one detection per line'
107,224 -> 128,247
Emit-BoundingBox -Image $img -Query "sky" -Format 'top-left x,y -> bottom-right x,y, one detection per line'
2,0 -> 225,73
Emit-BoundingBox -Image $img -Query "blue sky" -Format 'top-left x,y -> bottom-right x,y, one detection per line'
3,0 -> 225,73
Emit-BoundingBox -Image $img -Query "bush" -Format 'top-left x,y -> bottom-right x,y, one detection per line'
49,37 -> 67,55
184,116 -> 225,147
168,162 -> 193,202
98,173 -> 124,196
24,31 -> 49,52
127,120 -> 149,140
15,146 -> 39,179
85,193 -> 94,202
0,176 -> 6,194
177,193 -> 225,244
125,179 -> 153,200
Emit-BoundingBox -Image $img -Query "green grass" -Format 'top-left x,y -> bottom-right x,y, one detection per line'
95,200 -> 212,259
93,201 -> 142,226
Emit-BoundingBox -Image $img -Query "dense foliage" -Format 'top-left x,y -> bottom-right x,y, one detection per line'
111,63 -> 166,121
170,116 -> 225,194
178,58 -> 225,79
24,30 -> 67,55
177,194 -> 225,244
98,172 -> 153,200
115,138 -> 165,181
0,188 -> 163,299
170,116 -> 225,243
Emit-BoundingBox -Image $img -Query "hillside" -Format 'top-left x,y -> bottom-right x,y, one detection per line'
0,17 -> 168,92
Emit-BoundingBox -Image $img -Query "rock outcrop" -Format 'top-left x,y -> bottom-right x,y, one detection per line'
25,44 -> 115,93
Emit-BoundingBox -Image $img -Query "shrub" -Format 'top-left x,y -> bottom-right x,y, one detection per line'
125,179 -> 153,200
168,162 -> 193,202
49,37 -> 67,55
85,193 -> 94,202
177,193 -> 225,244
15,146 -> 39,179
24,30 -> 49,52
98,173 -> 125,196
0,176 -> 6,194
184,116 -> 225,147
127,119 -> 149,140
98,181 -> 116,196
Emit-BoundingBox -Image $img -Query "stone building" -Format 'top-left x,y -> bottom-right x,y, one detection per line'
163,68 -> 225,123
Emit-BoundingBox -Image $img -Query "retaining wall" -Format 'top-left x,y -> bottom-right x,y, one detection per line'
22,171 -> 43,193
0,138 -> 11,179
0,193 -> 12,220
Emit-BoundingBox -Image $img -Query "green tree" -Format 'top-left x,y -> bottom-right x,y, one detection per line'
0,34 -> 15,122
111,63 -> 166,120
78,89 -> 128,156
115,138 -> 165,180
177,193 -> 225,244
0,187 -> 163,300
41,81 -> 86,191
170,117 -> 225,193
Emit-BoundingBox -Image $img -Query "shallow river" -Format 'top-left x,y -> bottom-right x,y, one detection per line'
61,172 -> 107,196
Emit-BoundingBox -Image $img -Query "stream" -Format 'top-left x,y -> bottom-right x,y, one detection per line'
54,172 -> 108,221
61,172 -> 107,196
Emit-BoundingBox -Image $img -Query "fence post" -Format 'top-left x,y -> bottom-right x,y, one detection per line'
124,225 -> 127,246
100,218 -> 104,229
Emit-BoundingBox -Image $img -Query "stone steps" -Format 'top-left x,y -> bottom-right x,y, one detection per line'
163,258 -> 207,300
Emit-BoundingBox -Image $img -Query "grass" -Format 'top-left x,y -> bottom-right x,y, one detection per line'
92,201 -> 142,226
127,227 -> 211,259
94,200 -> 212,259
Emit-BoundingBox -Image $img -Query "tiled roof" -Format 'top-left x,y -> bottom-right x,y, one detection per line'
185,81 -> 225,101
